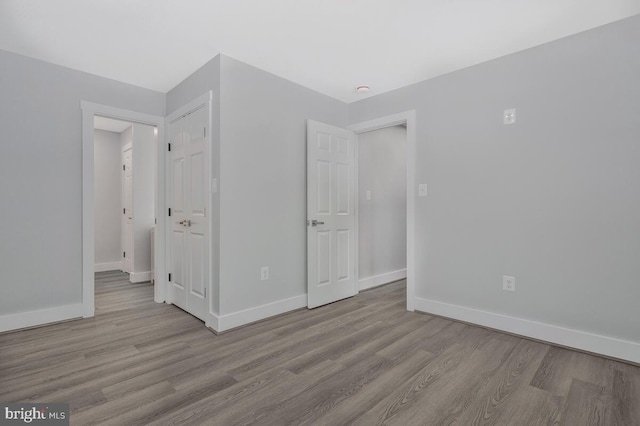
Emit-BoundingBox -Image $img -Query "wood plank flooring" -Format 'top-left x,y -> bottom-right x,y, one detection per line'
1,270 -> 639,425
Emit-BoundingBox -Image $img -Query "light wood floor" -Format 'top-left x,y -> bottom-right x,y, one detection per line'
1,271 -> 639,425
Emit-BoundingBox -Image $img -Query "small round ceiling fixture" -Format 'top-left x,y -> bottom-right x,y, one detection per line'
355,85 -> 371,94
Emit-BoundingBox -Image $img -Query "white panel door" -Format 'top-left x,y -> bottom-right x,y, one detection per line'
307,120 -> 357,308
122,145 -> 133,274
184,106 -> 208,319
168,106 -> 208,321
169,119 -> 188,311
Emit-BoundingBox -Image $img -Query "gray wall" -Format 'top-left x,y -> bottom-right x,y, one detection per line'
219,55 -> 348,314
349,15 -> 640,343
130,123 -> 156,275
94,129 -> 122,266
358,126 -> 407,280
0,50 -> 165,315
166,55 -> 220,116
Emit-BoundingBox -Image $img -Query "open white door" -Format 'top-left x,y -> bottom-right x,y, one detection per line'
307,120 -> 357,308
168,105 -> 209,321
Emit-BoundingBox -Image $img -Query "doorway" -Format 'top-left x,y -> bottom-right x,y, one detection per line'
306,111 -> 416,311
356,125 -> 407,291
81,102 -> 166,318
93,116 -> 157,284
351,112 -> 416,311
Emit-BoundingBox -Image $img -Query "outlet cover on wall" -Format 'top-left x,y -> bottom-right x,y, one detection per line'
418,184 -> 428,197
260,266 -> 269,281
503,108 -> 516,125
503,276 -> 515,292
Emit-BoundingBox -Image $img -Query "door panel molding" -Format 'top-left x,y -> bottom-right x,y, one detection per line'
165,91 -> 213,324
307,120 -> 357,308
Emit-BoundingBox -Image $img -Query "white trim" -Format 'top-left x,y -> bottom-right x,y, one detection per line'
207,313 -> 219,332
165,91 -> 214,326
129,271 -> 152,283
0,304 -> 83,333
165,91 -> 213,122
414,297 -> 640,364
81,101 -> 167,318
212,295 -> 307,333
94,262 -> 123,272
359,269 -> 407,292
349,111 -> 416,311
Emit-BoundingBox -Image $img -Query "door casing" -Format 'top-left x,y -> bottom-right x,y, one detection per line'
348,111 -> 417,312
81,102 -> 166,317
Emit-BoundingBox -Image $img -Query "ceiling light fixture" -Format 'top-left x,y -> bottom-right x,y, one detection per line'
355,85 -> 371,94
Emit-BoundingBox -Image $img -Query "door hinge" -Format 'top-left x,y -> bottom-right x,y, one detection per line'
168,143 -> 171,152
155,218 -> 157,225
168,208 -> 172,217
168,273 -> 172,282
123,164 -> 125,171
123,208 -> 126,214
203,288 -> 207,297
123,251 -> 125,258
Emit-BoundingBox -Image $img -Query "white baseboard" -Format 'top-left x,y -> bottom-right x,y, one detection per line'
414,297 -> 640,364
130,271 -> 152,283
212,294 -> 307,333
206,312 -> 219,333
359,269 -> 407,292
94,261 -> 123,272
0,304 -> 83,333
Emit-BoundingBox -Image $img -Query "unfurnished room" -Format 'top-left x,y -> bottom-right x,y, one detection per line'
1,1 -> 639,425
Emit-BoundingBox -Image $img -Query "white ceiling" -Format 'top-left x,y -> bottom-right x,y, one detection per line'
1,1 -> 639,103
94,116 -> 132,133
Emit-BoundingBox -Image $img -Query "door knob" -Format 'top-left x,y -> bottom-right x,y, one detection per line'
311,219 -> 325,226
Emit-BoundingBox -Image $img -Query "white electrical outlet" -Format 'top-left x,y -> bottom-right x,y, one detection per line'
418,184 -> 428,197
504,108 -> 516,125
503,276 -> 515,292
260,266 -> 269,281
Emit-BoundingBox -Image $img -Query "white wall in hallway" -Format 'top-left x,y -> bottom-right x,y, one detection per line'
358,125 -> 407,285
94,129 -> 122,269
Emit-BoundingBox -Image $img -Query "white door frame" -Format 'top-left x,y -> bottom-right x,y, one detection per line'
81,101 -> 166,318
348,111 -> 416,311
165,91 -> 213,325
121,142 -> 133,274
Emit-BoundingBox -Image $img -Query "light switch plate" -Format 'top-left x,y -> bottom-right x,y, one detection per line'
365,190 -> 372,201
418,184 -> 428,197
